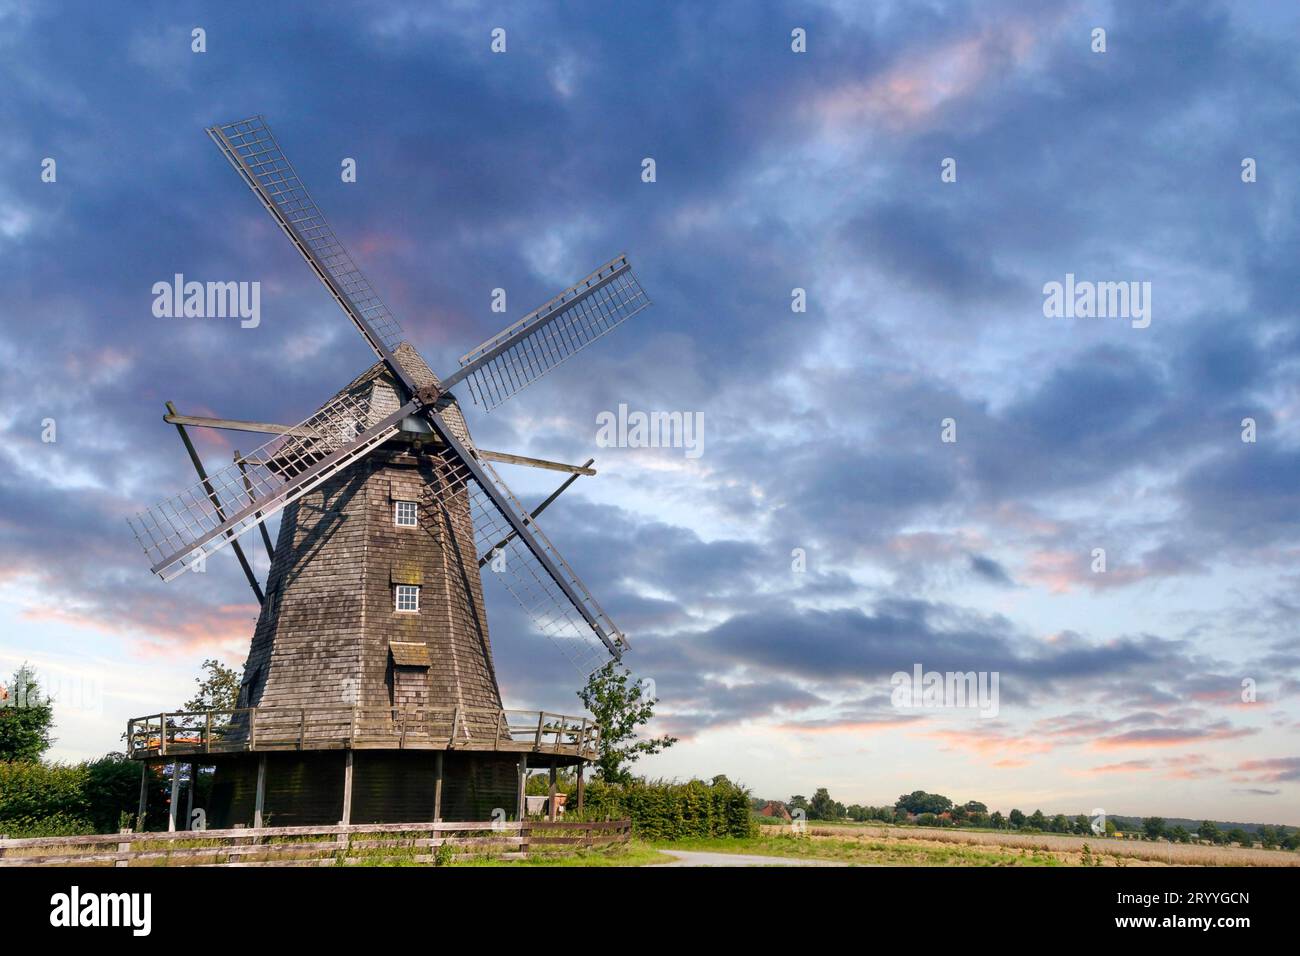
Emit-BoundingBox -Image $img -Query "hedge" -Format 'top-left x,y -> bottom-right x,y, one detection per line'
576,777 -> 757,840
0,754 -> 150,837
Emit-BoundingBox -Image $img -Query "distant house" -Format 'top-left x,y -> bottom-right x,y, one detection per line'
759,801 -> 792,821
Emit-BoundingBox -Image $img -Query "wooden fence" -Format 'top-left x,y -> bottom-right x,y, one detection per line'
0,819 -> 631,867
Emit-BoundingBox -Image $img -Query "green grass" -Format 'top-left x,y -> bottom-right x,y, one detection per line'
452,840 -> 672,867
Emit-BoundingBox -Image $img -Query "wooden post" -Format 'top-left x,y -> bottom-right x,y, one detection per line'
516,753 -> 527,821
576,761 -> 585,813
253,754 -> 267,829
547,762 -> 558,822
433,751 -> 444,822
341,750 -> 354,826
137,760 -> 149,829
186,761 -> 197,829
116,827 -> 132,868
168,761 -> 181,832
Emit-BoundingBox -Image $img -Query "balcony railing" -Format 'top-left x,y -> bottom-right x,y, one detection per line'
127,706 -> 598,760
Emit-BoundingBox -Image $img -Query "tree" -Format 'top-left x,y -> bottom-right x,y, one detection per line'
1073,814 -> 1091,835
789,794 -> 810,813
1008,808 -> 1025,829
1143,817 -> 1166,841
1197,820 -> 1219,843
964,800 -> 988,814
182,659 -> 242,712
1226,827 -> 1252,848
989,810 -> 1005,830
895,790 -> 953,815
808,788 -> 842,820
0,664 -> 55,761
1027,809 -> 1047,831
577,662 -> 677,783
1051,813 -> 1070,833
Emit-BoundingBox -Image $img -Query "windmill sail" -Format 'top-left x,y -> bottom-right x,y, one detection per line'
130,390 -> 418,580
442,254 -> 651,410
207,116 -> 406,363
468,459 -> 627,672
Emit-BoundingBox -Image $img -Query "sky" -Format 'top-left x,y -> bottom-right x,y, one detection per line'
1,0 -> 1298,825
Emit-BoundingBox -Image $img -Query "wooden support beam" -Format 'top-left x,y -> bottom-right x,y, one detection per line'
433,752 -> 444,823
164,402 -> 265,605
163,410 -> 597,476
548,763 -> 558,823
168,761 -> 181,832
137,761 -> 149,829
477,449 -> 596,476
516,754 -> 528,822
576,762 -> 585,813
253,754 -> 267,829
164,411 -> 315,438
185,761 -> 197,830
341,751 -> 353,826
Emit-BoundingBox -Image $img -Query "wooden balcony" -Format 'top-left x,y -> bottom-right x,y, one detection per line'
127,706 -> 598,761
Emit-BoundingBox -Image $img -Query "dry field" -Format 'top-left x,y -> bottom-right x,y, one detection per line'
768,824 -> 1300,867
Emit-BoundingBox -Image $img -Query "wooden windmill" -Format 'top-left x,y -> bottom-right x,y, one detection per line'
126,116 -> 650,828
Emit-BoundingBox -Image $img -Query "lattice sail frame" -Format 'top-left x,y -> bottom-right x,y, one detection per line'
128,389 -> 412,580
447,255 -> 651,411
412,445 -> 627,673
207,116 -> 406,357
468,459 -> 628,673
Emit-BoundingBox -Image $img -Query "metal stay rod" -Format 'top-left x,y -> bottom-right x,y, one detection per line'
479,460 -> 594,567
164,402 -> 264,604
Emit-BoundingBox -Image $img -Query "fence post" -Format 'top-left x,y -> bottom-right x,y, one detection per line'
116,827 -> 132,868
160,712 -> 169,756
534,712 -> 545,748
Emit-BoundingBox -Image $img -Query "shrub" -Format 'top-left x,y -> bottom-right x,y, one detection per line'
0,753 -> 153,837
577,776 -> 757,840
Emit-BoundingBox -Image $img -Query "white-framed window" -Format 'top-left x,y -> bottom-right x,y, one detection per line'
395,584 -> 420,613
394,500 -> 418,527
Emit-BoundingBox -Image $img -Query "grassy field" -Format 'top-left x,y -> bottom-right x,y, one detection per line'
743,823 -> 1300,866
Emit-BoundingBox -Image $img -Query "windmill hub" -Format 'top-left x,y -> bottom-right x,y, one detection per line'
125,116 -> 652,830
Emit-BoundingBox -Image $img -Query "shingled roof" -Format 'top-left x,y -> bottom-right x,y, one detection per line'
333,341 -> 476,448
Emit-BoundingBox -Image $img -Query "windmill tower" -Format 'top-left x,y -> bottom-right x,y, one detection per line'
126,116 -> 650,828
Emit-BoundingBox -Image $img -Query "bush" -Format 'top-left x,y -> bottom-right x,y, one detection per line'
0,753 -> 151,837
577,777 -> 757,840
0,760 -> 89,828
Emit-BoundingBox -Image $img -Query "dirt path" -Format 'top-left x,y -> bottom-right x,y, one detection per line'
652,849 -> 847,867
